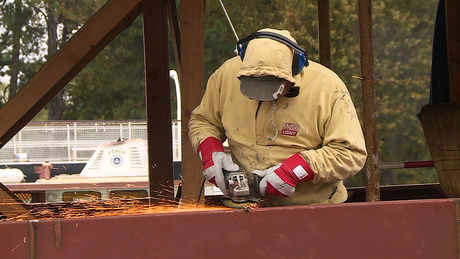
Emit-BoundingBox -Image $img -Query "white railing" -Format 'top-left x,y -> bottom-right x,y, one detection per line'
0,120 -> 182,163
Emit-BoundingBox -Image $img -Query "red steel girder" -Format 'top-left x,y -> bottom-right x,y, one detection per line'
0,198 -> 458,258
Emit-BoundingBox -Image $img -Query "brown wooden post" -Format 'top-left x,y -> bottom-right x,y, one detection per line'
180,0 -> 206,204
358,0 -> 380,202
142,0 -> 174,202
445,0 -> 460,102
317,0 -> 331,68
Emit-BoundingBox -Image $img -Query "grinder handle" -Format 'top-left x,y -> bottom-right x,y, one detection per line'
250,174 -> 262,195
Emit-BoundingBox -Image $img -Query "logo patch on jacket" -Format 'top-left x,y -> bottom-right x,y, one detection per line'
281,123 -> 300,136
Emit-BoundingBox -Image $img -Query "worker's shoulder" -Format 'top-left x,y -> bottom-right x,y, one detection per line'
220,55 -> 242,69
209,56 -> 242,79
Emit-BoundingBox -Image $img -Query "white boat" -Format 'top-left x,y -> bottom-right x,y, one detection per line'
0,168 -> 25,184
6,138 -> 222,203
36,138 -> 150,202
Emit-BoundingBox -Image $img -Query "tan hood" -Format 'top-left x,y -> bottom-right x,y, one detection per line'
236,28 -> 297,84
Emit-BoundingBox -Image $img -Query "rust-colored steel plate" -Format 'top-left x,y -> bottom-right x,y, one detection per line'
0,199 -> 458,258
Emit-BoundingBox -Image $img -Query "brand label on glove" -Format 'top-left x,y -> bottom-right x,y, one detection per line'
293,165 -> 308,180
281,123 -> 300,136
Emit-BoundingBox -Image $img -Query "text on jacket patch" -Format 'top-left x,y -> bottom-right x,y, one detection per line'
281,123 -> 300,136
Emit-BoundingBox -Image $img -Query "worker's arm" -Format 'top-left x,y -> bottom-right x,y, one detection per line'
189,59 -> 240,193
301,83 -> 367,184
189,63 -> 228,152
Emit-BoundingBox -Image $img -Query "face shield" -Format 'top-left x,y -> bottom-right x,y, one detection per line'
240,76 -> 286,101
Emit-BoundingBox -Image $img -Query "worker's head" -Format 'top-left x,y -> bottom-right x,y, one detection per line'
236,28 -> 308,100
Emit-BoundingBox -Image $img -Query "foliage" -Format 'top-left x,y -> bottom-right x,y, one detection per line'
0,0 -> 45,101
0,0 -> 105,115
63,16 -> 146,120
370,0 -> 439,185
64,11 -> 181,120
0,80 -> 5,108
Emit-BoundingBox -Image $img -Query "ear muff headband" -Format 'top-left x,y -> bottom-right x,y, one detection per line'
237,31 -> 309,75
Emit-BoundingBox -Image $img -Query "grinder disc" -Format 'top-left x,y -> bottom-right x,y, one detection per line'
221,197 -> 259,209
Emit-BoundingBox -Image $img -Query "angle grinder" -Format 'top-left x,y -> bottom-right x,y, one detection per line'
221,170 -> 261,209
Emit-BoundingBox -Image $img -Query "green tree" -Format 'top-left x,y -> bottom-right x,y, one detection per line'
63,16 -> 146,120
63,9 -> 184,121
0,0 -> 45,101
0,80 -> 5,108
371,0 -> 438,185
45,0 -> 106,119
0,0 -> 104,118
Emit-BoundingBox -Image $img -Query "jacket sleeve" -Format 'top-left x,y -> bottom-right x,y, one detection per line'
300,83 -> 367,184
188,63 -> 228,153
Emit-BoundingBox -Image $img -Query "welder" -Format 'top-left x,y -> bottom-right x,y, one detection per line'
189,28 -> 367,207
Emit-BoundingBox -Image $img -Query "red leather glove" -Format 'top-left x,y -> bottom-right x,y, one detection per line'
198,137 -> 239,195
253,153 -> 315,197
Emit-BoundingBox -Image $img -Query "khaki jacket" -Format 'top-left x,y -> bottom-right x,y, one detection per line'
189,56 -> 367,206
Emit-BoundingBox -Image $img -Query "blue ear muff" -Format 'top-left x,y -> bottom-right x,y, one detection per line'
237,31 -> 309,76
238,42 -> 248,60
292,51 -> 308,75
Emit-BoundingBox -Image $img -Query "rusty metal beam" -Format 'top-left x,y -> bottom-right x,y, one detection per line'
5,181 -> 151,192
142,0 -> 174,202
317,0 -> 331,68
0,0 -> 142,149
180,0 -> 206,204
0,199 -> 457,258
358,0 -> 380,202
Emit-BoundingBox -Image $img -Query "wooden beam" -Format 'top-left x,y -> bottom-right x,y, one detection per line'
142,0 -> 174,202
445,0 -> 460,102
358,0 -> 380,202
317,0 -> 331,68
180,0 -> 206,204
0,183 -> 30,219
0,0 -> 142,149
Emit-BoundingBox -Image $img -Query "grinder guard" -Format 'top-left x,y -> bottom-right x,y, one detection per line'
222,170 -> 261,209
